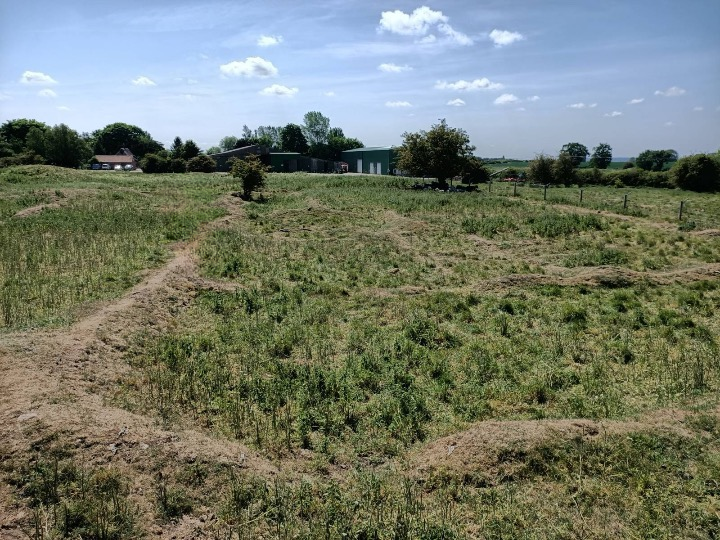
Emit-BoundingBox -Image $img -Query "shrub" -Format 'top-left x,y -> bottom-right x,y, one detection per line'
230,154 -> 269,199
186,155 -> 216,173
169,158 -> 187,173
671,153 -> 720,192
141,153 -> 170,173
528,153 -> 556,185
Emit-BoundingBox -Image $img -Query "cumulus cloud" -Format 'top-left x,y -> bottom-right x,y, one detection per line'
220,57 -> 278,78
665,121 -> 675,126
489,29 -> 524,47
435,78 -> 503,91
325,91 -> 336,97
378,6 -> 472,45
378,63 -> 412,73
20,71 -> 57,84
132,76 -> 156,86
38,89 -> 57,98
447,98 -> 466,106
527,95 -> 540,102
655,86 -> 685,97
494,93 -> 519,105
260,84 -> 298,96
628,98 -> 644,104
604,111 -> 622,117
693,106 -> 703,111
386,100 -> 412,108
257,35 -> 283,47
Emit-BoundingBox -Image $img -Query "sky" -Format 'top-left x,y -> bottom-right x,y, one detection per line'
1,0 -> 718,158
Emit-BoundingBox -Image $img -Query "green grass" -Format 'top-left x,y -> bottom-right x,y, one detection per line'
5,167 -> 720,538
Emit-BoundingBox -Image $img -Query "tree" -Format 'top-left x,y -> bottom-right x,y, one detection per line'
186,155 -> 216,173
396,119 -> 476,188
231,154 -> 269,199
169,158 -> 187,173
460,156 -> 490,185
0,119 -> 49,154
92,123 -> 163,157
671,154 -> 720,192
43,124 -> 92,168
327,133 -> 363,161
635,149 -> 678,172
219,136 -> 238,152
170,136 -> 184,158
206,146 -> 221,155
180,140 -> 201,161
589,143 -> 612,169
140,153 -> 170,173
553,152 -> 576,185
281,123 -> 309,154
255,126 -> 282,149
527,153 -> 556,185
302,111 -> 330,146
560,142 -> 589,167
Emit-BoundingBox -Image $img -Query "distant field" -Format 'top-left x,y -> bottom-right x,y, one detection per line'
1,166 -> 718,539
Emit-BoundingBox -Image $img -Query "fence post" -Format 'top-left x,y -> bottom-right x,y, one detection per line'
623,194 -> 628,209
513,181 -> 517,197
580,189 -> 583,203
488,181 -> 492,193
679,200 -> 685,221
544,184 -> 548,201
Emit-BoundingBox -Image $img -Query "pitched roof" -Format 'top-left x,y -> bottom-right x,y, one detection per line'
95,155 -> 135,164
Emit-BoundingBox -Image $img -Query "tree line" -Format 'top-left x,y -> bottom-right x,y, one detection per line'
0,111 -> 363,173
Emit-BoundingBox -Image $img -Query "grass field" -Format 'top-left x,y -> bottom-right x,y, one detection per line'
1,166 -> 719,539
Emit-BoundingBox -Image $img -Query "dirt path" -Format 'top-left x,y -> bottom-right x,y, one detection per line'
0,197 -> 277,535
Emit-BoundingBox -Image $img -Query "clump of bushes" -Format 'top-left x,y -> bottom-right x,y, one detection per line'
186,155 -> 216,173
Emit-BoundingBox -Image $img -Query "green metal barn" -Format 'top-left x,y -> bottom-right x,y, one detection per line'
341,147 -> 396,175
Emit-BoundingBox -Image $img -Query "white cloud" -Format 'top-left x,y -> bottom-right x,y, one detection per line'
57,106 -> 70,111
379,6 -> 447,36
386,100 -> 412,108
516,107 -> 526,111
378,63 -> 412,73
378,7 -> 471,45
589,103 -> 597,108
20,71 -> 57,85
489,29 -> 524,47
655,86 -> 686,97
220,57 -> 278,78
494,93 -> 519,105
447,98 -> 465,107
528,95 -> 540,102
435,78 -> 503,91
325,91 -> 336,97
132,76 -> 156,86
568,102 -> 587,109
260,84 -> 298,97
257,35 -> 283,47
628,98 -> 644,104
693,106 -> 703,111
438,23 -> 473,45
665,121 -> 675,126
604,111 -> 622,117
38,89 -> 57,98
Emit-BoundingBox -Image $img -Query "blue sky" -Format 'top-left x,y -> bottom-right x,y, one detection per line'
1,0 -> 718,158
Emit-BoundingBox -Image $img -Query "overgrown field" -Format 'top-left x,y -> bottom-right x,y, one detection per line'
2,166 -> 719,538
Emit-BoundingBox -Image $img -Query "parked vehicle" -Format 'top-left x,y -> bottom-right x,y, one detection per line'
123,164 -> 134,171
101,164 -> 110,170
114,165 -> 122,170
91,164 -> 100,170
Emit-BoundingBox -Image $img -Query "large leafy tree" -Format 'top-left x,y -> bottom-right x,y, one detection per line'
0,118 -> 49,154
671,154 -> 720,192
560,142 -> 589,167
180,139 -> 201,160
396,119 -> 476,188
589,143 -> 612,169
302,111 -> 330,146
44,124 -> 92,168
281,123 -> 309,154
528,153 -> 556,185
91,122 -> 163,157
635,149 -> 678,171
255,126 -> 282,149
553,152 -> 576,184
219,136 -> 238,152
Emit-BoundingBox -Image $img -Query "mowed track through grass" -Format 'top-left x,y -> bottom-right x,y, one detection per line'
1,166 -> 719,538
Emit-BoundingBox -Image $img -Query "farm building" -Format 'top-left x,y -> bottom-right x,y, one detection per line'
93,148 -> 138,169
341,147 -> 396,175
269,153 -> 344,173
210,145 -> 268,172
